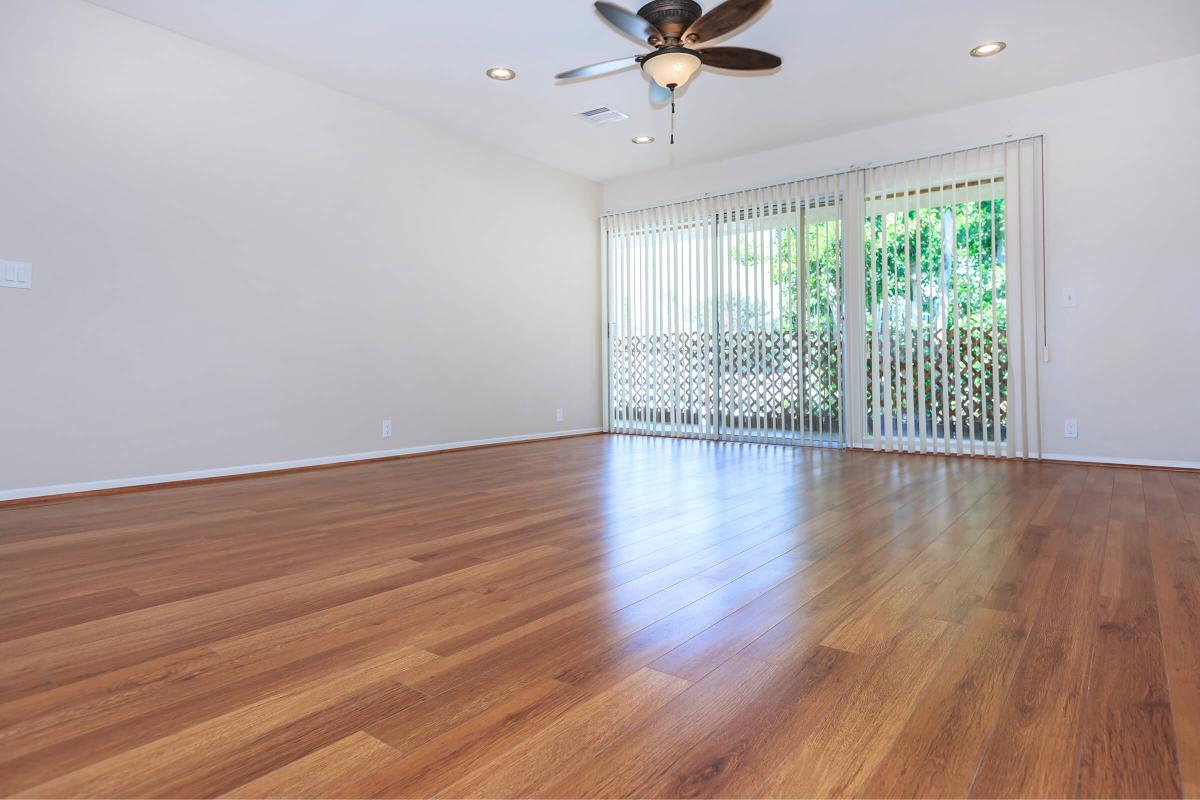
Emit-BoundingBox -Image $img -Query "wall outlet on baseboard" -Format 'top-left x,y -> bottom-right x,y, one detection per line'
382,419 -> 393,438
555,408 -> 565,422
1064,418 -> 1078,438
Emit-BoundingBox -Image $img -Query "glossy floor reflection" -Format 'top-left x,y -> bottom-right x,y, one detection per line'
0,434 -> 1196,798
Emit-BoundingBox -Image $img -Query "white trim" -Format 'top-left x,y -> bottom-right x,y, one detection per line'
1,428 -> 603,502
1040,452 -> 1200,470
600,218 -> 612,433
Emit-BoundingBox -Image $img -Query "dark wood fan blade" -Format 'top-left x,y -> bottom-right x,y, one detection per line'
683,0 -> 770,45
699,46 -> 781,71
555,56 -> 641,80
595,1 -> 663,45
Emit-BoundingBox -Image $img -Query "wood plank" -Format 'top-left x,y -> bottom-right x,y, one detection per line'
0,612 -> 456,794
643,646 -> 867,798
969,468 -> 1113,798
820,544 -> 958,655
741,473 -> 1004,666
341,679 -> 589,798
863,607 -> 1029,798
1145,470 -> 1200,797
1078,513 -> 1182,798
432,667 -> 692,798
756,617 -> 961,798
21,647 -> 435,798
916,487 -> 1049,623
222,732 -> 403,799
541,655 -> 777,798
0,588 -> 152,644
0,552 -> 477,693
649,550 -> 858,681
553,554 -> 809,693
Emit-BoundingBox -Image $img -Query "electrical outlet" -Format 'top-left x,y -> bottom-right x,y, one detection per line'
555,408 -> 565,422
0,260 -> 32,289
1064,418 -> 1078,438
382,419 -> 393,438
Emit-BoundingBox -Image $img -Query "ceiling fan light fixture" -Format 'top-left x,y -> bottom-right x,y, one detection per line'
486,66 -> 517,80
641,47 -> 702,89
969,41 -> 1006,57
632,135 -> 655,144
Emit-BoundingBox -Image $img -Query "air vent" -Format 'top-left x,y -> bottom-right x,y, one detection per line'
575,105 -> 629,126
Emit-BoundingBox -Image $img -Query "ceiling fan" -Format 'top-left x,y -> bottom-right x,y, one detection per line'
556,0 -> 781,136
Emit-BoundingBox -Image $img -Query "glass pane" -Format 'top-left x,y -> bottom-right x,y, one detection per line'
715,202 -> 842,445
864,194 -> 1007,446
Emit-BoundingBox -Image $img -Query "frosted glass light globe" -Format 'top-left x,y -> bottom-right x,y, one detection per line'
642,49 -> 702,89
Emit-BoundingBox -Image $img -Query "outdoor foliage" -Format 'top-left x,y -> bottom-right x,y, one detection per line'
866,200 -> 1006,332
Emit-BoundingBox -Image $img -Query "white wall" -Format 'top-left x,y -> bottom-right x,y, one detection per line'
604,55 -> 1200,467
0,0 -> 602,496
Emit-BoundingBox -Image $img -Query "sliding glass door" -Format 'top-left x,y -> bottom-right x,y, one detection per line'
606,202 -> 717,438
605,175 -> 849,446
713,193 -> 844,444
859,142 -> 1042,457
603,138 -> 1044,458
863,163 -> 1006,454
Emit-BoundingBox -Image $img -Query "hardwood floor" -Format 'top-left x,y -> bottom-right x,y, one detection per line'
1,434 -> 1197,798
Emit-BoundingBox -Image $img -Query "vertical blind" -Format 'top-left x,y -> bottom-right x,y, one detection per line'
603,137 -> 1045,459
861,139 -> 1044,457
604,172 -> 852,446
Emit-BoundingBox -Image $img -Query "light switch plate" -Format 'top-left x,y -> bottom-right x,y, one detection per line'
1062,288 -> 1077,307
0,260 -> 32,289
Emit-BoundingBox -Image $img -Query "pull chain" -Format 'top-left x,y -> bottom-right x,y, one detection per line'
670,86 -> 676,145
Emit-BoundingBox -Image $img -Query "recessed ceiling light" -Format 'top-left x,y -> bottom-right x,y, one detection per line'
632,136 -> 655,145
486,67 -> 516,80
970,41 -> 1007,57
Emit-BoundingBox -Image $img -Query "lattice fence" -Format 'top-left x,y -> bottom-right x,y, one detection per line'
610,329 -> 842,437
611,324 -> 1007,443
865,324 -> 1008,442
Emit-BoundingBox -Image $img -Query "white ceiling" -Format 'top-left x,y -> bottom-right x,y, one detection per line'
88,0 -> 1200,183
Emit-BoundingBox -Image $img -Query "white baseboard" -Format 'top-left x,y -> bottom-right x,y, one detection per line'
850,434 -> 1199,470
1,427 -> 603,503
5,431 -> 1190,504
1040,452 -> 1200,470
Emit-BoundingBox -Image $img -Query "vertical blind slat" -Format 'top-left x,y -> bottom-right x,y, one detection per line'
989,145 -> 1002,456
901,157 -> 914,451
793,179 -> 804,445
914,157 -> 929,451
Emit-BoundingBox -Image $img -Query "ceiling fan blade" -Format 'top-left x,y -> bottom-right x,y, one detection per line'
649,80 -> 672,105
699,46 -> 782,71
555,56 -> 641,80
683,0 -> 771,45
595,1 -> 663,45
